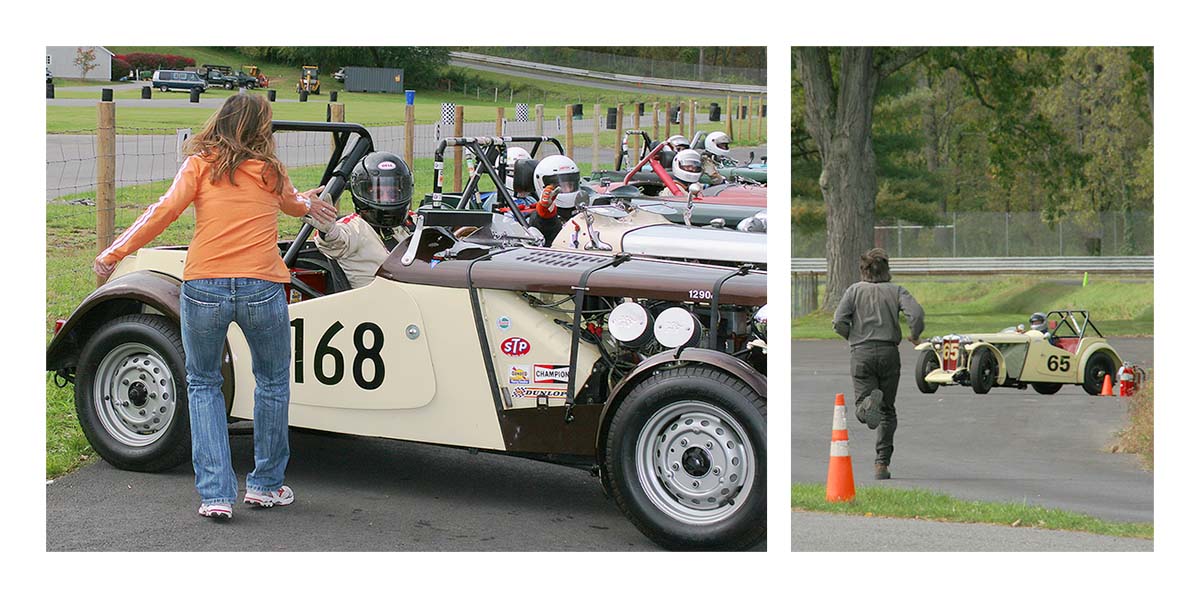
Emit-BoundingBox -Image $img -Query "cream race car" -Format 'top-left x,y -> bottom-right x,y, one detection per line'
914,310 -> 1121,395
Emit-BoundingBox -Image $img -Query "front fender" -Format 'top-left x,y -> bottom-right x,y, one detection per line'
47,270 -> 182,371
915,341 -> 933,352
1077,343 -> 1122,385
594,348 -> 766,458
966,341 -> 1008,383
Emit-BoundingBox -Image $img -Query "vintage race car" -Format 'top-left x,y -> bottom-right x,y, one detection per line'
46,121 -> 767,550
914,310 -> 1120,395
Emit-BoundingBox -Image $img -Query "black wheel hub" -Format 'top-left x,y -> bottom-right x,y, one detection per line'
128,381 -> 148,407
682,446 -> 712,477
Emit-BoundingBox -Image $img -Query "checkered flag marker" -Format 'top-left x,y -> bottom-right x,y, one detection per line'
515,103 -> 529,122
441,103 -> 456,125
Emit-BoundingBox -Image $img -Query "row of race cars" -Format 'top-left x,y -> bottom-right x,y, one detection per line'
46,122 -> 769,550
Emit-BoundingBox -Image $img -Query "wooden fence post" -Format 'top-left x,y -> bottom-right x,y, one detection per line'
725,95 -> 734,139
651,102 -> 660,141
739,95 -> 747,142
329,102 -> 344,155
453,105 -> 464,191
631,102 -> 641,163
664,102 -> 672,138
404,104 -> 415,168
592,104 -> 601,175
689,100 -> 697,140
535,104 -> 545,136
96,99 -> 116,287
495,106 -> 504,136
614,103 -> 624,169
747,95 -> 755,142
758,94 -> 765,140
564,104 -> 574,160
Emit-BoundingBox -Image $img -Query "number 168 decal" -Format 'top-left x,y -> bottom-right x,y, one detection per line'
290,318 -> 385,390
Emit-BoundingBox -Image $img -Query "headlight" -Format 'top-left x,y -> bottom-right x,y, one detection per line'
751,305 -> 767,342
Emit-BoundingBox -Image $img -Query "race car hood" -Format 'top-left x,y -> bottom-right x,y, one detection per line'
619,224 -> 766,265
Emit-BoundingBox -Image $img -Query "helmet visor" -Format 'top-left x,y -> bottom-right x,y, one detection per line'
543,172 -> 580,194
677,158 -> 702,174
352,173 -> 411,205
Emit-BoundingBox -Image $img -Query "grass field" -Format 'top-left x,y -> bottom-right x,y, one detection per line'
791,483 -> 1153,539
792,274 -> 1154,339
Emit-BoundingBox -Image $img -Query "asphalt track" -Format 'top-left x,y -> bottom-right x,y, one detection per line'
446,58 -> 738,98
47,425 -> 762,551
792,512 -> 1152,551
791,337 -> 1154,524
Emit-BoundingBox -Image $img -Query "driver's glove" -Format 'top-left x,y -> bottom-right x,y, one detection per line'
536,185 -> 558,218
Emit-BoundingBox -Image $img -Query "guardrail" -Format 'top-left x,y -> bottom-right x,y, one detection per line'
791,256 -> 1154,273
449,51 -> 768,95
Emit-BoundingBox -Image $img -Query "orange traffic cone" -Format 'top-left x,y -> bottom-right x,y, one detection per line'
826,393 -> 856,503
1100,374 -> 1114,397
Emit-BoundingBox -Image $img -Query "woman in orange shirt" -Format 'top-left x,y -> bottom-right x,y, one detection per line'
94,94 -> 337,520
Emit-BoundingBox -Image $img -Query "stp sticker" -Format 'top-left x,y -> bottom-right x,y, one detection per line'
497,316 -> 512,330
533,364 -> 570,385
510,386 -> 569,400
500,337 -> 531,356
508,365 -> 531,385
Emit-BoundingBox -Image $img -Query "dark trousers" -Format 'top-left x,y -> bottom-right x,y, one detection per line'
850,341 -> 901,465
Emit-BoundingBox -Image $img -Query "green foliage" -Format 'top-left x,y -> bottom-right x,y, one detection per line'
238,47 -> 449,88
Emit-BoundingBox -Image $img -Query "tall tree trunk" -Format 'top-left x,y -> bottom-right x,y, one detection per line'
918,66 -> 943,211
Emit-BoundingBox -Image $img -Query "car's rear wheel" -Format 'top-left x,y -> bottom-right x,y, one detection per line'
970,349 -> 997,394
74,314 -> 190,472
1032,382 -> 1062,395
603,365 -> 765,550
915,349 -> 939,394
224,82 -> 233,90
1083,352 -> 1116,396
159,85 -> 168,92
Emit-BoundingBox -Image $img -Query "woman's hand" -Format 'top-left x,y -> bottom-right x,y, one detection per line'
307,197 -> 338,229
93,255 -> 116,278
299,185 -> 325,201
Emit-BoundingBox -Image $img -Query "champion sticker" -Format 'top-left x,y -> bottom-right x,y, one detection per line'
500,337 -> 531,356
510,386 -> 568,401
508,365 -> 531,385
533,364 -> 570,385
378,160 -> 397,170
497,316 -> 512,330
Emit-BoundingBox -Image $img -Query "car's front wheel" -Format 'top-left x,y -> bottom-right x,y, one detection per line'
970,349 -> 997,394
74,314 -> 190,472
1082,352 -> 1116,396
915,349 -> 939,394
603,365 -> 765,550
159,85 -> 168,92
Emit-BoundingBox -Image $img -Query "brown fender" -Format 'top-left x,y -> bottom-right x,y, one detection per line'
594,347 -> 766,457
47,270 -> 183,372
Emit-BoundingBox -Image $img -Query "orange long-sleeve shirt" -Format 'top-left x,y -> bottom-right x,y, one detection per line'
99,155 -> 312,283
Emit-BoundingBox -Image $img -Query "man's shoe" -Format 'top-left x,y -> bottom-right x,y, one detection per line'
857,389 -> 884,430
198,503 -> 233,520
874,464 -> 891,480
243,485 -> 295,508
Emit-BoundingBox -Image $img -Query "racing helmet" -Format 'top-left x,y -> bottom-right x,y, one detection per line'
705,131 -> 732,157
672,149 -> 704,184
666,134 -> 689,151
533,154 -> 582,209
349,151 -> 413,229
1029,312 -> 1048,333
504,146 -> 532,190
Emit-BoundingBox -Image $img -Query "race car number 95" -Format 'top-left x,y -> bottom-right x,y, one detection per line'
290,318 -> 385,390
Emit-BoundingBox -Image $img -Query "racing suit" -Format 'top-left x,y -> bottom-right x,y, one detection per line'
701,155 -> 727,185
312,213 -> 407,289
832,281 -> 925,466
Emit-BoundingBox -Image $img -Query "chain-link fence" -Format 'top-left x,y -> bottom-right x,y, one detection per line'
792,211 -> 1154,258
463,48 -> 767,86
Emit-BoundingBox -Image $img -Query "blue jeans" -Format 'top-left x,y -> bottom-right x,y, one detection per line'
180,277 -> 291,506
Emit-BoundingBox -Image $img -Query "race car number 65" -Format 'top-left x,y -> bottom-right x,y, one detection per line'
290,318 -> 385,390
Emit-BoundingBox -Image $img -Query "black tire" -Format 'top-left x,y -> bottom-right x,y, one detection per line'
603,365 -> 765,550
1082,352 -> 1116,396
1032,382 -> 1062,395
970,349 -> 997,394
74,314 -> 190,472
915,349 -> 939,394
159,85 -> 168,93
224,82 -> 233,90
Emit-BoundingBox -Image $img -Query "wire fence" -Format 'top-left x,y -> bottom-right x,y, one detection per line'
792,211 -> 1155,258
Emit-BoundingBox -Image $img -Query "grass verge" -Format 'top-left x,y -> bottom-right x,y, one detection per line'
1112,380 -> 1154,470
791,483 -> 1153,539
792,273 -> 1153,339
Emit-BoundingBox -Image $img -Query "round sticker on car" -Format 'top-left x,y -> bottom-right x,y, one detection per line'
497,316 -> 511,330
500,337 -> 531,356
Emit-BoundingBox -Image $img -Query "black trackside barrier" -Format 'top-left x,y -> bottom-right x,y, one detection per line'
273,121 -> 375,268
709,104 -> 721,122
670,107 -> 681,124
141,86 -> 151,99
329,91 -> 338,102
605,107 -> 617,130
325,104 -> 331,122
299,90 -> 308,102
636,102 -> 644,116
101,88 -> 113,102
761,104 -> 767,117
267,89 -> 277,102
46,82 -> 54,99
189,88 -> 200,103
573,103 -> 583,117
740,106 -> 748,119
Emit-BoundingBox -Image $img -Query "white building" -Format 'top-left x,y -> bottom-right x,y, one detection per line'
46,46 -> 114,81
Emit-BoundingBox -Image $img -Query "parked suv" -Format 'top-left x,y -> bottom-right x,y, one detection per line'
151,70 -> 207,93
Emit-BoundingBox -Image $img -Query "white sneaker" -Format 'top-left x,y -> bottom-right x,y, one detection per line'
243,485 -> 295,508
198,503 -> 233,519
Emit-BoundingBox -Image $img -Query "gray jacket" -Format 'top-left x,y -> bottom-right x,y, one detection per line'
832,281 -> 925,346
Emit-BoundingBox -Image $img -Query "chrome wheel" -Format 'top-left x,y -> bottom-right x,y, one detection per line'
92,342 -> 178,447
635,401 -> 755,525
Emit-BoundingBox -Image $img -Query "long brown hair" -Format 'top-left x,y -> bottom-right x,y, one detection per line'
185,93 -> 287,195
860,248 -> 892,283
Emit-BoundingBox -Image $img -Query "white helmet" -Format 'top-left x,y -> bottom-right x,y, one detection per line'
533,154 -> 582,208
666,134 -> 689,151
504,146 -> 531,189
672,149 -> 703,184
704,131 -> 732,157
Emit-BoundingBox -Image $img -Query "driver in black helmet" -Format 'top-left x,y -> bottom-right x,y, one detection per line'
305,151 -> 413,289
